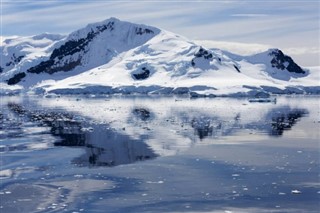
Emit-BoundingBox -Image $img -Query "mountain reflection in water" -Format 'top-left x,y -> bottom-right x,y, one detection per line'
188,107 -> 308,140
72,126 -> 157,167
269,107 -> 308,136
5,97 -> 309,167
0,96 -> 318,213
7,102 -> 158,167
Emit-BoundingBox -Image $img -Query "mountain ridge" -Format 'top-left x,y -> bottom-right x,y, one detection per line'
0,18 -> 319,96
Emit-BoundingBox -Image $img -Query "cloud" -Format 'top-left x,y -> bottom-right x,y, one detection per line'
1,0 -> 319,66
231,14 -> 269,17
194,39 -> 320,68
282,47 -> 320,67
283,47 -> 320,56
194,40 -> 272,55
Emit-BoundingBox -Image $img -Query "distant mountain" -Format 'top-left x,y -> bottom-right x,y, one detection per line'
0,17 -> 319,96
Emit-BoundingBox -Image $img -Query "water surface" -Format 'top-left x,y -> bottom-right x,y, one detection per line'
0,96 -> 319,212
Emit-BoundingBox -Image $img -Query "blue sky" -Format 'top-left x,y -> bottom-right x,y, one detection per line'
1,0 -> 319,66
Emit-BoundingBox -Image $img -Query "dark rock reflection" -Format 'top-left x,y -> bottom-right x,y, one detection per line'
72,127 -> 157,167
191,118 -> 213,140
7,102 -> 158,167
6,101 -> 309,167
188,107 -> 308,140
132,108 -> 152,121
8,102 -> 86,146
269,108 -> 308,136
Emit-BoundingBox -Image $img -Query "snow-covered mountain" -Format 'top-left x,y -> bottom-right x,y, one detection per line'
1,33 -> 65,79
0,17 -> 319,96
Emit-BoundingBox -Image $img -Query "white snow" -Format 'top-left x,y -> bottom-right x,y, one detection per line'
0,83 -> 23,95
1,18 -> 319,97
0,33 -> 65,79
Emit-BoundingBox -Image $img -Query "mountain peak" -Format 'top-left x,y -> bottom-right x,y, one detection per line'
1,18 -> 318,97
24,18 -> 160,76
68,17 -> 159,41
266,48 -> 305,74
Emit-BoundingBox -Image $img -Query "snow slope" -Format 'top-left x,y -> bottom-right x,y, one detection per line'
0,33 -> 65,76
1,18 -> 319,96
0,33 -> 65,95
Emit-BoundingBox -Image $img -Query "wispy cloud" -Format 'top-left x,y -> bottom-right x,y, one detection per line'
231,14 -> 269,17
284,47 -> 320,55
1,0 -> 319,66
195,40 -> 272,56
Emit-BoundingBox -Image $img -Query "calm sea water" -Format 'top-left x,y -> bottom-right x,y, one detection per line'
0,95 -> 319,213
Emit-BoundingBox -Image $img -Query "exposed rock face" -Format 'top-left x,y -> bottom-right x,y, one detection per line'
132,67 -> 150,80
268,49 -> 305,74
27,22 -> 115,75
233,65 -> 241,73
1,18 -> 314,96
2,18 -> 158,85
191,47 -> 213,67
5,53 -> 25,67
7,72 -> 26,85
194,47 -> 213,59
135,27 -> 154,35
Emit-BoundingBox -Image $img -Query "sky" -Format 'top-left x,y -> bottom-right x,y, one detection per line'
1,0 -> 319,66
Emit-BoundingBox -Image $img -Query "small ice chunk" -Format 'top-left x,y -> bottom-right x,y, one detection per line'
291,190 -> 301,194
81,127 -> 94,132
0,169 -> 13,179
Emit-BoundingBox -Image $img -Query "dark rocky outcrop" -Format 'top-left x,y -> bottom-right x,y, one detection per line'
233,65 -> 241,73
29,59 -> 81,75
132,67 -> 150,80
194,47 -> 213,59
27,21 -> 115,75
5,54 -> 25,67
50,22 -> 113,60
191,47 -> 213,67
269,49 -> 305,74
14,54 -> 24,63
135,27 -> 154,35
7,72 -> 26,85
5,62 -> 13,67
